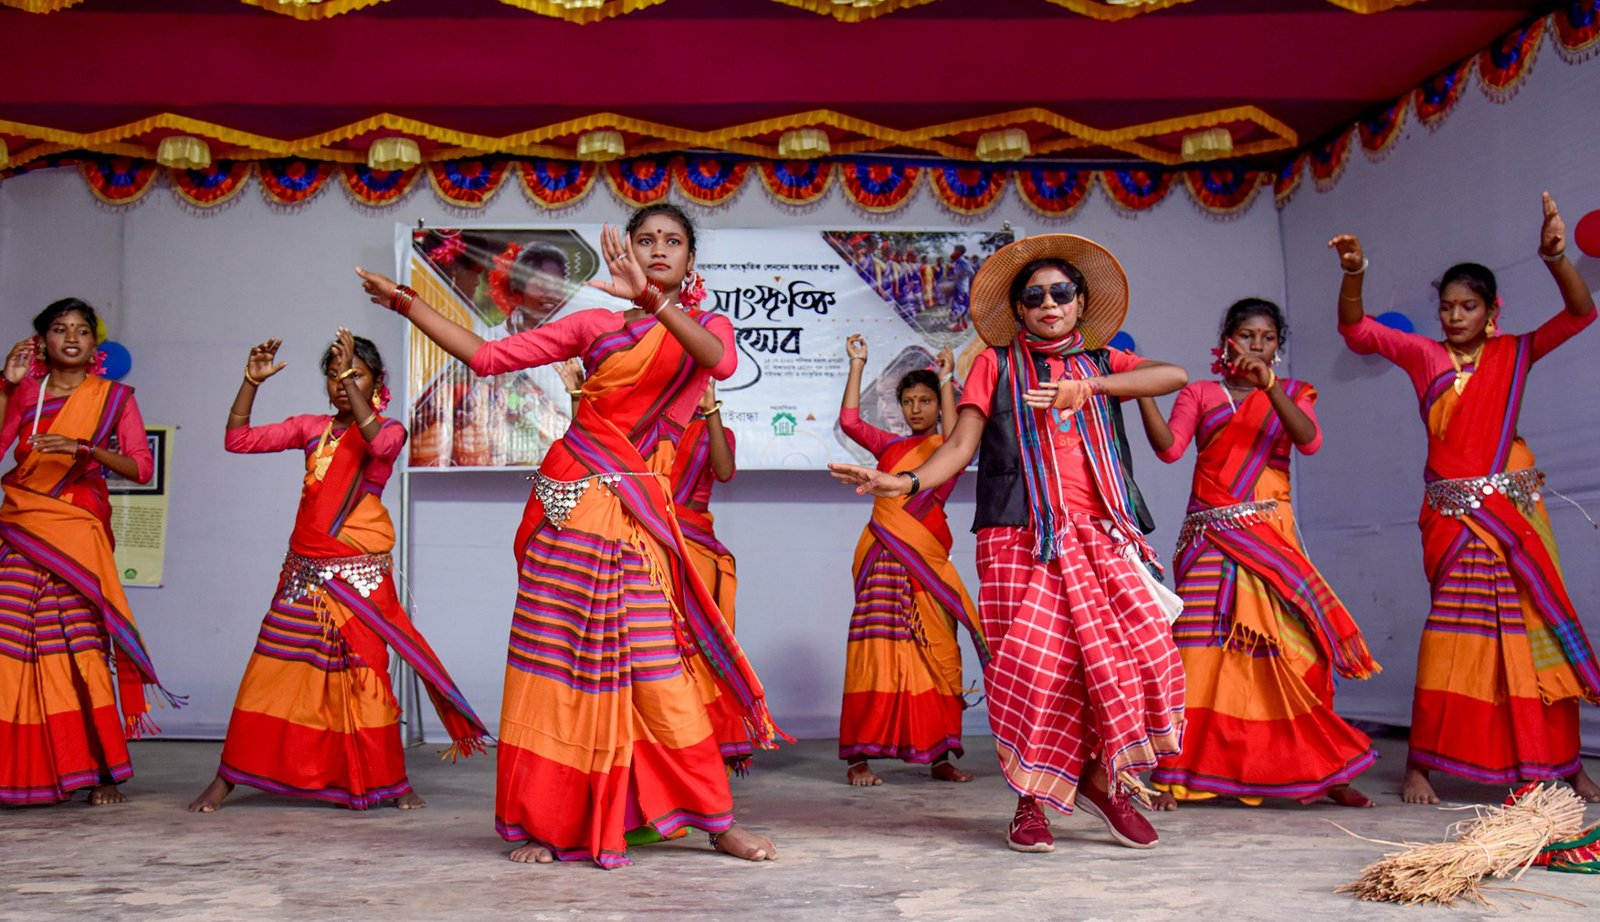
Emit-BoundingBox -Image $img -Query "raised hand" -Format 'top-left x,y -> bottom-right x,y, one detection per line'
587,224 -> 649,302
1540,191 -> 1566,258
1327,234 -> 1365,273
245,338 -> 287,384
699,379 -> 718,412
355,267 -> 399,309
328,328 -> 356,377
936,346 -> 954,378
5,339 -> 34,385
828,462 -> 911,497
846,334 -> 868,362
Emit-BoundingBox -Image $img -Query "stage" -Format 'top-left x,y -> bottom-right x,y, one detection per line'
2,736 -> 1594,920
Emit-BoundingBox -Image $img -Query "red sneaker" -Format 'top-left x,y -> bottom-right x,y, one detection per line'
1075,782 -> 1159,849
1006,796 -> 1054,853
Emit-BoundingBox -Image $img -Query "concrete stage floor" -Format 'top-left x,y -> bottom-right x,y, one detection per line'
1,737 -> 1595,921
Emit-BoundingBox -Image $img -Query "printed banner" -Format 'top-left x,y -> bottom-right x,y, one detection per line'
398,226 -> 1011,470
107,425 -> 173,587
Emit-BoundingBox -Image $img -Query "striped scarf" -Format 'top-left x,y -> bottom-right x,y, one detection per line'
1007,330 -> 1152,563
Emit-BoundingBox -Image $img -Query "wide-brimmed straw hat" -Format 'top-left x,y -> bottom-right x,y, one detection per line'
970,234 -> 1130,349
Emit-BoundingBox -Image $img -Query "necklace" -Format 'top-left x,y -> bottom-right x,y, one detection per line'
1446,342 -> 1484,395
311,419 -> 343,481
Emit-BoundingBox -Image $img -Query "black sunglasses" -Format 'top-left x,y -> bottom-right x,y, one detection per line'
1018,281 -> 1079,310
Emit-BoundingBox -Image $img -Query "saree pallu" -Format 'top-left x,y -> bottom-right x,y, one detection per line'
1152,384 -> 1377,803
218,420 -> 488,809
978,516 -> 1184,815
671,418 -> 750,768
0,378 -> 173,805
495,315 -> 782,869
839,434 -> 982,764
1410,336 -> 1598,783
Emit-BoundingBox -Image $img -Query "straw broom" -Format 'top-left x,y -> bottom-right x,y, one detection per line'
1336,783 -> 1589,906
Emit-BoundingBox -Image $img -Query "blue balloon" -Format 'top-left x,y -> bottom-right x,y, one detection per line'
98,340 -> 132,380
1375,311 -> 1414,334
1108,331 -> 1137,352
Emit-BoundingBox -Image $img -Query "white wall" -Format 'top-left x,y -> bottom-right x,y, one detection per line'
0,165 -> 1284,742
1278,37 -> 1600,750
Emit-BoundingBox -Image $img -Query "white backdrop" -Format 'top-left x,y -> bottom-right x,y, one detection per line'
2,46 -> 1595,757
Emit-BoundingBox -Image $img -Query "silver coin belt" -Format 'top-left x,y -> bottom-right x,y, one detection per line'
1425,468 -> 1544,518
279,550 -> 391,601
532,471 -> 624,530
1177,499 -> 1280,550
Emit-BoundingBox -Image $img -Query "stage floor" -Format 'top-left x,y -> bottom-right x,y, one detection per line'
2,737 -> 1594,920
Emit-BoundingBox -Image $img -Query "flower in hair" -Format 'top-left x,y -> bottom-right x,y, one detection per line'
429,235 -> 468,267
374,380 -> 392,413
487,242 -> 522,320
1209,344 -> 1228,376
679,270 -> 708,309
89,349 -> 107,377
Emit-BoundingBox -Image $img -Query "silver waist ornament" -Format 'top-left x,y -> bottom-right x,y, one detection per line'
1424,468 -> 1544,518
532,471 -> 624,530
1176,499 -> 1280,551
279,550 -> 391,601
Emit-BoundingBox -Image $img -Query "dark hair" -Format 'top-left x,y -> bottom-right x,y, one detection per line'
1435,262 -> 1497,306
1220,297 -> 1288,344
625,203 -> 697,252
321,335 -> 386,383
1008,258 -> 1086,317
511,242 -> 568,289
897,369 -> 940,401
33,297 -> 99,340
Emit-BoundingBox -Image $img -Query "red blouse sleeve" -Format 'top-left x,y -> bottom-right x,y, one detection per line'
1339,315 -> 1434,372
468,309 -> 613,377
700,312 -> 739,381
956,349 -> 1000,417
1155,383 -> 1202,463
1527,307 -> 1596,363
114,392 -> 155,484
225,415 -> 318,454
1291,382 -> 1323,456
839,406 -> 897,459
365,418 -> 408,463
0,377 -> 31,457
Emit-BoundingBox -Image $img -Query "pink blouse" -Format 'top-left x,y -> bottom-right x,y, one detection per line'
1156,379 -> 1322,463
1339,310 -> 1594,401
225,414 -> 407,490
468,308 -> 738,427
0,375 -> 154,483
839,406 -> 958,505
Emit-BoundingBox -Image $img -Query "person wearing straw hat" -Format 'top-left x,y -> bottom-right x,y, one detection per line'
831,234 -> 1188,852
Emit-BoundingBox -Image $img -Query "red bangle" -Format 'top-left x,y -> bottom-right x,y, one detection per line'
75,439 -> 92,462
0,378 -> 15,396
633,282 -> 665,315
389,285 -> 417,317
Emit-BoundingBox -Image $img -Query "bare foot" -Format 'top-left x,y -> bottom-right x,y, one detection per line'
1567,766 -> 1600,803
1151,791 -> 1177,812
846,761 -> 883,786
1325,783 -> 1376,808
712,824 -> 777,861
930,760 -> 973,783
187,776 -> 234,813
1401,764 -> 1440,805
88,783 -> 126,806
395,792 -> 427,810
509,844 -> 554,864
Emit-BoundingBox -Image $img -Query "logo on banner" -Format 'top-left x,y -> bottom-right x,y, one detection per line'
771,412 -> 797,436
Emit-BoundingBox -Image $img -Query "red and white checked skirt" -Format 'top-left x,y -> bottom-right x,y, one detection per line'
976,517 -> 1185,815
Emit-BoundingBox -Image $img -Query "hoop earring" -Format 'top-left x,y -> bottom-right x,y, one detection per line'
1271,352 -> 1283,366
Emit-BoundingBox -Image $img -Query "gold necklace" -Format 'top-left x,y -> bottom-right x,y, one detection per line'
1447,342 -> 1484,395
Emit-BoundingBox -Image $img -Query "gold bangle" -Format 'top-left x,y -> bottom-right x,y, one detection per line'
565,388 -> 582,396
1263,370 -> 1278,390
705,400 -> 723,417
337,367 -> 359,382
355,412 -> 377,428
227,411 -> 250,421
243,367 -> 263,387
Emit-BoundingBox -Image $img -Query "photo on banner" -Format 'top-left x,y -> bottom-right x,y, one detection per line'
396,225 -> 1011,470
107,424 -> 174,587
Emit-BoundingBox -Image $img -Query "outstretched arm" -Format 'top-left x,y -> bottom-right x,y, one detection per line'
590,224 -> 726,369
936,346 -> 958,436
830,405 -> 984,498
357,267 -> 485,363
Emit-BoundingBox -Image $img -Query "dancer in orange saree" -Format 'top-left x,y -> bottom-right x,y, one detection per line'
190,331 -> 487,813
357,203 -> 782,868
0,298 -> 173,806
837,336 -> 983,786
1140,298 -> 1378,809
669,381 -> 752,771
1334,192 -> 1600,804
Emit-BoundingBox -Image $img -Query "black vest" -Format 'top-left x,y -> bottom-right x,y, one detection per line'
972,346 -> 1156,535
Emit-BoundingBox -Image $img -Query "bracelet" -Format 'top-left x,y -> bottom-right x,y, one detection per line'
1086,376 -> 1104,396
1342,256 -> 1368,276
704,400 -> 723,417
389,284 -> 417,317
1540,248 -> 1566,263
0,378 -> 15,396
939,372 -> 955,386
633,282 -> 665,314
565,388 -> 582,396
903,470 -> 922,496
355,412 -> 378,428
337,367 -> 360,382
227,411 -> 250,421
75,439 -> 93,462
243,367 -> 264,387
849,357 -> 867,365
1263,370 -> 1278,391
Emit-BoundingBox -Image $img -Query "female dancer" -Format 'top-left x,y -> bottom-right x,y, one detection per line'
0,298 -> 172,806
1335,193 -> 1599,804
190,330 -> 487,813
355,202 -> 781,867
1139,298 -> 1378,809
836,337 -> 981,786
832,235 -> 1187,852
